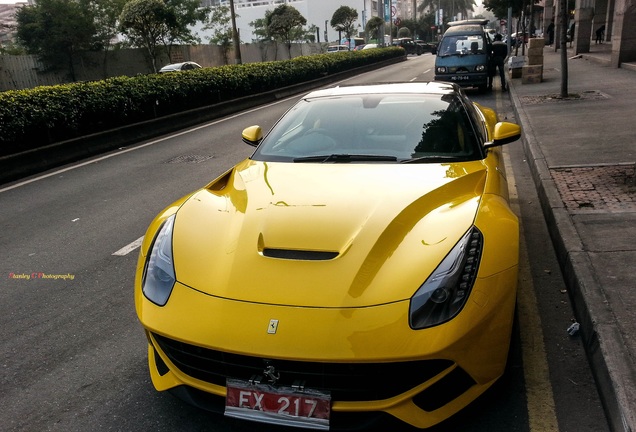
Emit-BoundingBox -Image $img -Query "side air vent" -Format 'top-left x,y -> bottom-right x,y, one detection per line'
262,248 -> 339,261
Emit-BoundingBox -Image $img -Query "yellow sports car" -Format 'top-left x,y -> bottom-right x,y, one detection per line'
135,82 -> 521,430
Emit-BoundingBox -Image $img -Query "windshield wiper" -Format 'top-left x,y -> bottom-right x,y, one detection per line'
400,155 -> 462,164
293,154 -> 398,163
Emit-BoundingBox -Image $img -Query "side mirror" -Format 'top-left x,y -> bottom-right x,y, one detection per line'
484,121 -> 521,148
242,125 -> 263,147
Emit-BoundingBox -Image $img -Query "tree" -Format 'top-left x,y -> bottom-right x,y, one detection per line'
397,27 -> 412,38
90,0 -> 128,50
365,16 -> 383,43
118,0 -> 206,72
163,0 -> 208,47
418,0 -> 476,23
306,24 -> 319,43
15,0 -> 97,81
249,17 -> 272,42
330,6 -> 358,42
203,5 -> 235,64
399,13 -> 436,41
89,0 -> 128,77
483,0 -> 521,20
119,0 -> 172,72
264,4 -> 307,57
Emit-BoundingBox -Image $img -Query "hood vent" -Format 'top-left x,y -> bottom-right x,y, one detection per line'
262,248 -> 339,261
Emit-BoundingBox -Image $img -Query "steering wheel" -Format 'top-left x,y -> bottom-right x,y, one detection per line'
300,128 -> 338,151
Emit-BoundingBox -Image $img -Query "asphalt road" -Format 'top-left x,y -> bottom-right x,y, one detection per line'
0,54 -> 608,432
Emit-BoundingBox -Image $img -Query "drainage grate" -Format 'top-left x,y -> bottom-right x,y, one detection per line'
550,164 -> 636,212
165,154 -> 213,164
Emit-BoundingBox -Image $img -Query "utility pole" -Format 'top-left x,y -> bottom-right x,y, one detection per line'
379,0 -> 385,45
388,0 -> 393,44
229,0 -> 242,64
325,20 -> 329,44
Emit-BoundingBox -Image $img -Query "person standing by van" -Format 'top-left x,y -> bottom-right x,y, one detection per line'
595,25 -> 605,44
489,34 -> 508,91
547,20 -> 555,45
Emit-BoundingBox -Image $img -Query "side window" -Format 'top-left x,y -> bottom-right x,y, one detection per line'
463,101 -> 488,146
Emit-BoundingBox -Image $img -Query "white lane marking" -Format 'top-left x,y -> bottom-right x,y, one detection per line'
112,236 -> 144,256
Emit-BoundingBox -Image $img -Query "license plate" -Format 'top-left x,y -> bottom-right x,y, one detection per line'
451,75 -> 470,80
225,378 -> 331,430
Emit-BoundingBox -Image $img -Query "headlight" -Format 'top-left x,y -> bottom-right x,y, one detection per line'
409,226 -> 483,329
476,64 -> 486,72
142,214 -> 176,306
436,66 -> 447,73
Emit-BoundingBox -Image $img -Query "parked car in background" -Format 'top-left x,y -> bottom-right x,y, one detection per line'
510,32 -> 529,47
415,40 -> 438,54
159,62 -> 202,72
362,43 -> 379,50
392,37 -> 423,55
327,45 -> 350,53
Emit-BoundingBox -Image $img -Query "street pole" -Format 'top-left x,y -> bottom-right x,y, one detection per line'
388,0 -> 393,44
325,20 -> 329,44
379,0 -> 385,46
229,0 -> 242,64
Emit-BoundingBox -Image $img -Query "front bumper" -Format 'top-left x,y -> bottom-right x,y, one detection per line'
136,264 -> 517,429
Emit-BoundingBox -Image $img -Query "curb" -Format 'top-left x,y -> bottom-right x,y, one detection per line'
507,80 -> 635,432
0,56 -> 405,186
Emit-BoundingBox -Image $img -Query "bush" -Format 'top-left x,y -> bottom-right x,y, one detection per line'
0,47 -> 404,156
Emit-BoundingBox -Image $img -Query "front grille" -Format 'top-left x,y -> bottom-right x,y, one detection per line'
152,333 -> 453,401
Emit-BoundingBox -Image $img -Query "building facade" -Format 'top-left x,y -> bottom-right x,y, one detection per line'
197,0 -> 374,43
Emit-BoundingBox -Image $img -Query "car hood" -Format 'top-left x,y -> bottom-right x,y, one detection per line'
172,159 -> 487,308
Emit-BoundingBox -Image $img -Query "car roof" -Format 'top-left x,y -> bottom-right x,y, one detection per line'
448,19 -> 489,26
159,62 -> 201,72
302,82 -> 458,99
443,24 -> 486,35
162,61 -> 199,67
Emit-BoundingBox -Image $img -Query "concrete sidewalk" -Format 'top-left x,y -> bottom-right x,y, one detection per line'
507,45 -> 636,432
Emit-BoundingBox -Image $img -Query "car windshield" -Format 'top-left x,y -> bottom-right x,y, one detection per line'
251,93 -> 483,163
438,35 -> 486,56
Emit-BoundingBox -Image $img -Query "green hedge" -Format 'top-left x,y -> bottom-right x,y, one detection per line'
0,47 -> 404,157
